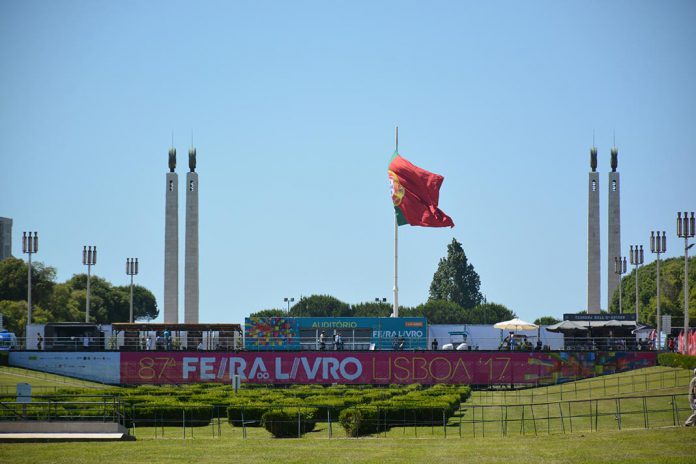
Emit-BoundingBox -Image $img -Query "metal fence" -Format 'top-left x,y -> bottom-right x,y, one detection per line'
11,335 -> 652,352
1,394 -> 692,439
0,394 -> 126,425
460,393 -> 692,437
472,367 -> 693,404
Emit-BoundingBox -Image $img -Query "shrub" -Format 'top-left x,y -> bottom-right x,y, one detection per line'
658,353 -> 696,370
303,395 -> 345,417
261,407 -> 318,438
129,402 -> 212,427
338,407 -> 381,437
227,403 -> 271,427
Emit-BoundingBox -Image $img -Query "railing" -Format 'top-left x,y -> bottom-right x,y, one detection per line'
9,335 -> 660,352
31,395 -> 690,440
460,393 -> 692,437
0,394 -> 126,427
472,367 -> 692,404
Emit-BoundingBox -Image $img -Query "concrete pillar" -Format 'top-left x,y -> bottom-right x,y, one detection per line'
164,166 -> 179,324
0,217 -> 12,260
607,148 -> 621,311
184,170 -> 199,324
588,171 -> 600,313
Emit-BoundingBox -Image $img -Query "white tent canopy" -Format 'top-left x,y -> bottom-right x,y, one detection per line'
545,321 -> 589,332
493,318 -> 539,331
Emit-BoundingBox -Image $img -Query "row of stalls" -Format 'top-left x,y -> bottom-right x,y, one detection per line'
25,322 -> 242,352
22,314 -> 652,352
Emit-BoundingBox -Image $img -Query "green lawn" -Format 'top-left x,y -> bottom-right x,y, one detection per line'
0,366 -> 109,393
471,366 -> 691,404
1,365 -> 695,463
0,428 -> 694,464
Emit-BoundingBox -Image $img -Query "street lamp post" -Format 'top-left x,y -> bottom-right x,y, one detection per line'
629,245 -> 644,323
126,258 -> 139,323
613,256 -> 627,313
283,297 -> 294,313
677,212 -> 695,354
650,231 -> 667,350
22,232 -> 38,335
82,246 -> 97,323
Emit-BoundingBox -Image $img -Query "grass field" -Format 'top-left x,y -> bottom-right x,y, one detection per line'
0,366 -> 108,393
1,365 -> 695,463
0,428 -> 694,463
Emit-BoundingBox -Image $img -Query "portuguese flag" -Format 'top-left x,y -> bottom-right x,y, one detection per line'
388,151 -> 454,228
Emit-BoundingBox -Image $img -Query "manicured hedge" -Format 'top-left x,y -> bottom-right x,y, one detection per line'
338,407 -> 381,437
128,402 -> 212,427
227,396 -> 304,426
43,382 -> 471,433
261,407 -> 318,438
658,353 -> 696,370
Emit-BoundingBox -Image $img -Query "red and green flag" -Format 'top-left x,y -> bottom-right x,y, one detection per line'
388,151 -> 454,228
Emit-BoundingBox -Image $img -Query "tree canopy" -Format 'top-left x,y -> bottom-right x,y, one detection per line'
249,295 -> 514,325
429,238 -> 483,309
609,256 -> 696,326
289,295 -> 352,318
0,257 -> 158,334
534,316 -> 561,326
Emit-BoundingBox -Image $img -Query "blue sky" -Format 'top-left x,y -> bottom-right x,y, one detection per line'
1,0 -> 695,324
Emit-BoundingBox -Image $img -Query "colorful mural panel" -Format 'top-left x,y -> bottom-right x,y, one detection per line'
119,351 -> 656,385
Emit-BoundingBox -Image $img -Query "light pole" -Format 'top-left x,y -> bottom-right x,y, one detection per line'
22,232 -> 38,335
126,258 -> 139,323
283,297 -> 294,313
613,256 -> 627,313
629,245 -> 644,323
650,231 -> 667,350
82,246 -> 97,323
677,212 -> 695,354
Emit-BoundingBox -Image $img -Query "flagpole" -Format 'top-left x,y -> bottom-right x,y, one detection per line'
393,126 -> 399,317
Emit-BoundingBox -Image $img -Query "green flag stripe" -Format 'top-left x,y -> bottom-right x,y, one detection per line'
394,206 -> 408,226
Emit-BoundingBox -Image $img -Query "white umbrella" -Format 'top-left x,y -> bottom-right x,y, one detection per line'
545,320 -> 589,332
493,318 -> 539,331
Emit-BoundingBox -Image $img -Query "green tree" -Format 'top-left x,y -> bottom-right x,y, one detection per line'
0,300 -> 51,334
429,238 -> 482,309
249,309 -> 286,318
609,256 -> 696,326
0,257 -> 56,308
466,302 -> 516,324
534,316 -> 561,325
289,295 -> 351,317
399,300 -> 467,324
64,275 -> 158,323
351,301 -> 391,317
44,283 -> 82,322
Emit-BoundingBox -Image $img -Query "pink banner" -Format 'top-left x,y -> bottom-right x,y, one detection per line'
120,351 -> 655,385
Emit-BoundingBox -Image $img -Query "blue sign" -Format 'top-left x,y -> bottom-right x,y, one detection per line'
244,317 -> 427,350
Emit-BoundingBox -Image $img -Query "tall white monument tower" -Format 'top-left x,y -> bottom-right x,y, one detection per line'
587,147 -> 601,313
184,147 -> 199,323
607,147 -> 621,311
164,148 -> 179,323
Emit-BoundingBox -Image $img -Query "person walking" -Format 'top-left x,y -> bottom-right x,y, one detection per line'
685,369 -> 696,427
431,338 -> 438,351
37,333 -> 43,350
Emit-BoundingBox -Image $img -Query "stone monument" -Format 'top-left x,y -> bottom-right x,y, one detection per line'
607,147 -> 621,311
164,148 -> 179,323
0,217 -> 12,260
587,147 -> 600,313
185,147 -> 199,323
